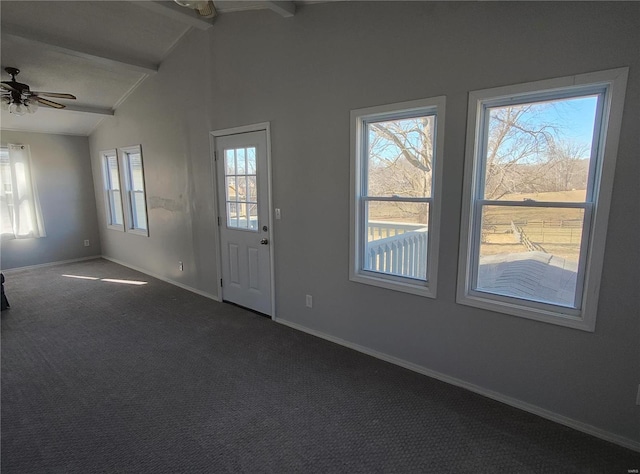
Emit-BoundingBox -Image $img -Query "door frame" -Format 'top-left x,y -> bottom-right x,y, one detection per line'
209,122 -> 276,319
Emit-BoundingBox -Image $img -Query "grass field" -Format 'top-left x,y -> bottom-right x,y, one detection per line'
481,190 -> 586,261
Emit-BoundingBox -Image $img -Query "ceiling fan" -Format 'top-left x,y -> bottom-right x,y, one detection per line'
1,67 -> 76,115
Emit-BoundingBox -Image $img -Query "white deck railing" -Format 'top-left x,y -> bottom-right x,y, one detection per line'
366,221 -> 428,279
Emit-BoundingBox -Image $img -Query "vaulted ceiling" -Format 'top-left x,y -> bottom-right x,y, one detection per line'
0,1 -> 298,136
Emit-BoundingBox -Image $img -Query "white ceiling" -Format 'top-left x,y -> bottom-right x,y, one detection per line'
0,1 -> 299,136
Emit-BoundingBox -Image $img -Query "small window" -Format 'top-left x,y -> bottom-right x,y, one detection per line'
457,68 -> 628,331
101,150 -> 124,230
120,145 -> 148,235
350,97 -> 445,298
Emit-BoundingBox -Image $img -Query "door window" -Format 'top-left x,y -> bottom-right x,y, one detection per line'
224,147 -> 258,231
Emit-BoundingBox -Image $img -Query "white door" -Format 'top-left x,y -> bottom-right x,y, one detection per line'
216,130 -> 272,315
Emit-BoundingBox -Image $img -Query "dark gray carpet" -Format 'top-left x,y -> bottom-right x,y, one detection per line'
1,258 -> 638,473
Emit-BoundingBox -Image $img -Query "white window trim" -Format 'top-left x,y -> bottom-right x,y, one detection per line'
457,68 -> 629,331
119,145 -> 149,237
101,149 -> 125,232
350,96 -> 445,298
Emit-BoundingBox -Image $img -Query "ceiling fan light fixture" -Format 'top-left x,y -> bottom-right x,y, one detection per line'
9,101 -> 27,116
174,0 -> 216,18
25,98 -> 39,114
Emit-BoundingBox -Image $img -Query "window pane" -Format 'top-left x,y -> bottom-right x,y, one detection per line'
236,176 -> 247,202
127,153 -> 145,191
476,205 -> 585,307
226,177 -> 237,201
367,115 -> 435,198
248,203 -> 258,230
131,191 -> 147,230
110,190 -> 123,225
1,153 -> 13,234
227,202 -> 238,228
247,176 -> 257,201
106,155 -> 120,190
484,96 -> 598,201
247,147 -> 256,174
225,150 -> 235,175
364,201 -> 429,280
237,203 -> 247,229
237,148 -> 246,174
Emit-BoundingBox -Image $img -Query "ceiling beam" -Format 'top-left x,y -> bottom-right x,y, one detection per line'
133,1 -> 215,31
1,24 -> 159,76
264,1 -> 296,18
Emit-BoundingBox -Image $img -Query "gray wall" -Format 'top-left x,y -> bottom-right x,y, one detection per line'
1,130 -> 101,269
89,2 -> 640,445
89,29 -> 216,292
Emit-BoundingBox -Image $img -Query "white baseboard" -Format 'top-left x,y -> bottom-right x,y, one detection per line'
101,256 -> 220,302
276,318 -> 640,453
2,255 -> 102,273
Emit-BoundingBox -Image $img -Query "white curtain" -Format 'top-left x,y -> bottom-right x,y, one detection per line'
0,144 -> 46,239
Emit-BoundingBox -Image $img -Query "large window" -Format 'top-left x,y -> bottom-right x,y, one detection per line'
0,144 -> 46,239
120,145 -> 148,235
457,68 -> 628,330
350,97 -> 445,297
102,150 -> 124,230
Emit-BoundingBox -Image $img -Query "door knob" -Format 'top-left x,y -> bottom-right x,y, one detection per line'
260,238 -> 269,245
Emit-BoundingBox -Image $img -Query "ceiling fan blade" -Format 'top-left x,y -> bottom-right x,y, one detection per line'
1,82 -> 19,93
32,92 -> 76,100
35,97 -> 66,109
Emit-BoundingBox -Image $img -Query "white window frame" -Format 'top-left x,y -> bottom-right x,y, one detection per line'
457,68 -> 628,331
101,149 -> 124,231
119,145 -> 149,236
350,97 -> 445,298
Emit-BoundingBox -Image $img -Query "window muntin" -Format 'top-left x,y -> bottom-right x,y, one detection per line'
224,147 -> 258,231
102,151 -> 124,228
351,97 -> 445,297
458,68 -> 629,330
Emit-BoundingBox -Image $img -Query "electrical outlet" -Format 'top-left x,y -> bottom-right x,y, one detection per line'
275,208 -> 281,220
305,294 -> 313,308
179,261 -> 184,271
83,240 -> 90,247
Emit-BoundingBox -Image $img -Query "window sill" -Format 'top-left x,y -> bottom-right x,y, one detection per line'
107,224 -> 124,232
456,291 -> 594,332
127,228 -> 149,237
350,272 -> 436,299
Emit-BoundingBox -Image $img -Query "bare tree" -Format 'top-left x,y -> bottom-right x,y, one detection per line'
545,140 -> 590,192
367,116 -> 434,222
367,103 -> 587,224
484,104 -> 559,200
